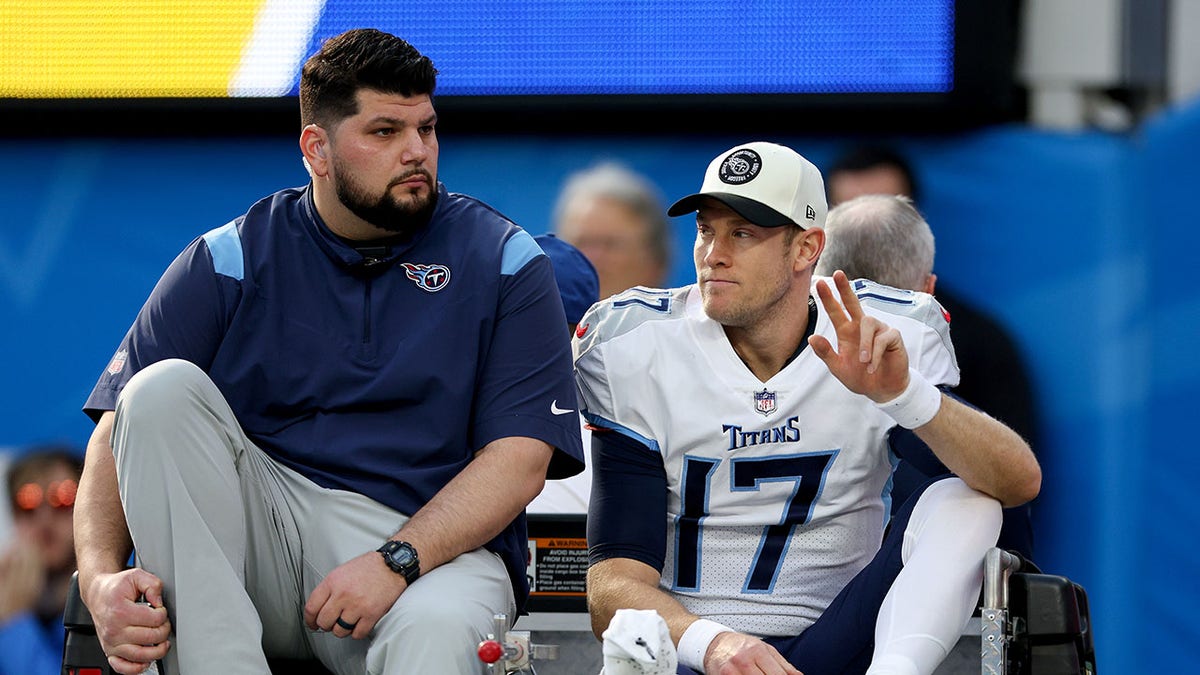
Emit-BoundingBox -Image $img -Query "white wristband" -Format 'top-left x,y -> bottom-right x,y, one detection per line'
875,368 -> 942,429
678,619 -> 734,672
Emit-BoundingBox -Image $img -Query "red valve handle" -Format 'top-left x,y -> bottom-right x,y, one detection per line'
477,639 -> 505,664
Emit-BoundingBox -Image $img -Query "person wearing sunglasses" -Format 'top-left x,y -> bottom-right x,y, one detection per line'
0,445 -> 83,675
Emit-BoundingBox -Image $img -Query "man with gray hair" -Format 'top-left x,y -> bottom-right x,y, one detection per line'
553,162 -> 672,300
817,194 -> 936,294
817,194 -> 1034,560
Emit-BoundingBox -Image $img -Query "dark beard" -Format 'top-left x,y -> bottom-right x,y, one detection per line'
334,166 -> 438,236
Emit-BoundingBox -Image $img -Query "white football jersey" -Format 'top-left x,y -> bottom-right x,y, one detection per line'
575,278 -> 958,637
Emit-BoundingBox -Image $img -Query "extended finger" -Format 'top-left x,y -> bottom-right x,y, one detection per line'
832,271 -> 865,321
814,277 -> 848,330
807,334 -> 834,361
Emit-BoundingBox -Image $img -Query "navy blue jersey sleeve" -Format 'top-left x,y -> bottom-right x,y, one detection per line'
886,427 -> 946,478
83,234 -> 237,420
471,232 -> 585,479
587,428 -> 668,571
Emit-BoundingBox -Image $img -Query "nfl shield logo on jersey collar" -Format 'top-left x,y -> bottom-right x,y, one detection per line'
753,388 -> 777,416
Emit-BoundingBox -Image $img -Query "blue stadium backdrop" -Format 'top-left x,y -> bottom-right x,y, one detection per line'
3,98 -> 1199,672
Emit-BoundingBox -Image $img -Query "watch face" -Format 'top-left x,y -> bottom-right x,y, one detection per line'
380,541 -> 419,580
392,547 -> 415,567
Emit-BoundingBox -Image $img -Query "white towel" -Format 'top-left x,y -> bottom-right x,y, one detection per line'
599,608 -> 678,675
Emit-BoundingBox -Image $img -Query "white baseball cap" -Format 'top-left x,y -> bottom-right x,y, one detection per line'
667,141 -> 827,229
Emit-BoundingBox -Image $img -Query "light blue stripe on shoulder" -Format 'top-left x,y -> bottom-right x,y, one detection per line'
202,221 -> 244,280
582,412 -> 662,455
501,229 -> 543,276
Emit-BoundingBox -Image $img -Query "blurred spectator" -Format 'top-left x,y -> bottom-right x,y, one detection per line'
553,162 -> 671,300
527,234 -> 600,514
818,194 -> 937,295
0,445 -> 84,675
826,146 -> 927,206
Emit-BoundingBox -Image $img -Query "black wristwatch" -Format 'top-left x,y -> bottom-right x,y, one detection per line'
377,540 -> 421,584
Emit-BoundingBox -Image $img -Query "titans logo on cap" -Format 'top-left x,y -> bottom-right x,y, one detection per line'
718,148 -> 763,185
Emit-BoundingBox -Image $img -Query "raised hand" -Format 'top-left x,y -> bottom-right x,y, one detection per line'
808,271 -> 910,404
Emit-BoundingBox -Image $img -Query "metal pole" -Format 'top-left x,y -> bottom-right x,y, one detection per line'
981,548 -> 1021,675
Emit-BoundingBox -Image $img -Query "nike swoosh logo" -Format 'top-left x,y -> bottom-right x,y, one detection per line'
550,400 -> 575,415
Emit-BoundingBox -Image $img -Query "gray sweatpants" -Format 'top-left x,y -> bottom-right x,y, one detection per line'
111,359 -> 516,674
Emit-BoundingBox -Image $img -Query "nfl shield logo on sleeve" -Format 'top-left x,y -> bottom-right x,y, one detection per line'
753,389 -> 777,416
106,349 -> 128,376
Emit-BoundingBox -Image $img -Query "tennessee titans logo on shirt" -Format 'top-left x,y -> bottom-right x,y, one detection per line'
400,263 -> 451,292
753,388 -> 777,416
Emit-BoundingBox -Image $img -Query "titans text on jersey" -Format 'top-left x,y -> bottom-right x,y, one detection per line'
723,416 -> 801,451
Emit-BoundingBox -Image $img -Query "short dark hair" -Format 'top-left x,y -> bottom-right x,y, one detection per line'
827,145 -> 920,205
299,28 -> 438,129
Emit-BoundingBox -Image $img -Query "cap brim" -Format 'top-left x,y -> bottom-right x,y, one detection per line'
667,193 -> 797,228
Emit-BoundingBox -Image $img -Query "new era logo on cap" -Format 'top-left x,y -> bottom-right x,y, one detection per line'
667,142 -> 828,229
